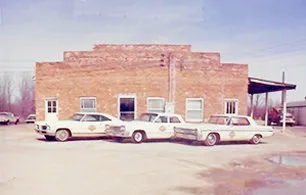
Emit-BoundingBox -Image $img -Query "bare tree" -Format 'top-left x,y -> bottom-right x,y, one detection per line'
17,72 -> 35,117
0,73 -> 14,111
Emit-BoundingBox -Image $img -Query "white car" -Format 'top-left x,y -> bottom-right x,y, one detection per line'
106,112 -> 185,143
174,114 -> 274,146
35,112 -> 120,141
0,112 -> 20,125
25,114 -> 36,124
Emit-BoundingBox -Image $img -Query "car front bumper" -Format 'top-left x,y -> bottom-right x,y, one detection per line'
35,128 -> 55,136
106,130 -> 130,138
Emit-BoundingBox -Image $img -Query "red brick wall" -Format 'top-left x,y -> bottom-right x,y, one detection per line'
36,44 -> 248,121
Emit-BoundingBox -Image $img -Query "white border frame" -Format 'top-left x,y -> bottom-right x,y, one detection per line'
146,97 -> 165,113
224,98 -> 239,114
117,94 -> 137,120
80,97 -> 97,112
185,98 -> 204,122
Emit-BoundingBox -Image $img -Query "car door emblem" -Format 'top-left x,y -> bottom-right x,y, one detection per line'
229,131 -> 235,138
159,126 -> 166,132
88,125 -> 96,131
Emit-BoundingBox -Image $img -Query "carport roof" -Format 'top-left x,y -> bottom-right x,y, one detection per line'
248,77 -> 296,94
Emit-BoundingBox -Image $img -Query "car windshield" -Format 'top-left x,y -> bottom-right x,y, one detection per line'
208,116 -> 229,125
28,116 -> 36,120
136,113 -> 158,122
71,114 -> 84,121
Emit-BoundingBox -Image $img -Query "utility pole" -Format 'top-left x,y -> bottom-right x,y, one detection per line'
281,71 -> 286,132
166,53 -> 176,113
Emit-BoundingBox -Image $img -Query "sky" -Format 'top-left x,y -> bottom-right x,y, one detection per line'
0,0 -> 306,102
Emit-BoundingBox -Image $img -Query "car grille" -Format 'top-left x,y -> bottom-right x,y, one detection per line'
41,125 -> 47,130
110,126 -> 122,132
174,127 -> 198,135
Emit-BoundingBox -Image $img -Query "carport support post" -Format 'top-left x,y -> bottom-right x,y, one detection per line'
265,92 -> 268,126
250,94 -> 254,118
282,89 -> 287,133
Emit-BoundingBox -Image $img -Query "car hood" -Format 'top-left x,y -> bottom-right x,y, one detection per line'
175,123 -> 224,129
36,120 -> 79,126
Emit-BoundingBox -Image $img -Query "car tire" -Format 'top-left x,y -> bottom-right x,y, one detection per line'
250,135 -> 261,145
204,133 -> 217,146
15,119 -> 19,125
44,135 -> 55,141
114,137 -> 124,142
131,131 -> 145,144
5,120 -> 9,125
55,129 -> 70,142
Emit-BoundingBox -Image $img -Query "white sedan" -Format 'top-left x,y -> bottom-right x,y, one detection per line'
106,112 -> 185,143
35,112 -> 120,141
174,114 -> 274,146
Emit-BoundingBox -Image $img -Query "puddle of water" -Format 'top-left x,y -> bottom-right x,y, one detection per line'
251,178 -> 306,195
267,155 -> 306,166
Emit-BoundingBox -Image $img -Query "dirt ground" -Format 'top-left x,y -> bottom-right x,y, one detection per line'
1,124 -> 306,195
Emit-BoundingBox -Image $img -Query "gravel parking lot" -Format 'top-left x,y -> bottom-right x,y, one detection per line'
1,124 -> 306,195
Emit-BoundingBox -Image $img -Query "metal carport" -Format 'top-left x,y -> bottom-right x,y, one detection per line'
248,77 -> 296,131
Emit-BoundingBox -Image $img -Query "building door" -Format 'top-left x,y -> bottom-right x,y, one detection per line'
118,95 -> 136,121
45,98 -> 58,121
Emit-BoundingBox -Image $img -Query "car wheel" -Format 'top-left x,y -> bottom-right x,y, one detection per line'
5,120 -> 9,125
204,133 -> 217,146
114,137 -> 124,142
44,135 -> 55,141
250,135 -> 261,144
55,129 -> 70,142
132,131 -> 145,143
15,119 -> 19,125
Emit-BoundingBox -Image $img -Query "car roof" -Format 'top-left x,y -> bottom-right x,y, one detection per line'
74,112 -> 119,120
141,112 -> 182,117
211,114 -> 252,118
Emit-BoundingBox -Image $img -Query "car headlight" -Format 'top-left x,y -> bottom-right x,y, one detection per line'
120,125 -> 126,131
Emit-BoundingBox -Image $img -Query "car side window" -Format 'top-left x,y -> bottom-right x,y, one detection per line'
83,115 -> 99,122
170,117 -> 181,123
230,117 -> 250,126
99,115 -> 111,122
155,116 -> 168,123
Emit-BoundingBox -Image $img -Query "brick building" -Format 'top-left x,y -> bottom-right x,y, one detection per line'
35,44 -> 248,122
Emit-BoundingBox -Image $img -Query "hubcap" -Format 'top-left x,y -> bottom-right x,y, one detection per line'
57,131 -> 68,141
134,132 -> 142,142
253,136 -> 259,143
207,134 -> 216,145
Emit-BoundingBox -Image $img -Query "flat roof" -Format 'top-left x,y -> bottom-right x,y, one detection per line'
287,100 -> 306,107
248,77 -> 296,94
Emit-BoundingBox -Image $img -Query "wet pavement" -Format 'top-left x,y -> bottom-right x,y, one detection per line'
251,178 -> 306,195
268,155 -> 306,166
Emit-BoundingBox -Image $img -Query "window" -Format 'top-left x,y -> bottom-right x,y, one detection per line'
170,116 -> 181,123
186,98 -> 204,122
208,116 -> 229,125
154,116 -> 168,123
147,97 -> 165,113
83,114 -> 111,122
47,100 -> 57,113
225,99 -> 238,114
230,117 -> 250,126
80,97 -> 96,112
118,95 -> 136,121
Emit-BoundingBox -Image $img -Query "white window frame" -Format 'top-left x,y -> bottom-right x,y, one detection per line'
147,97 -> 165,113
185,98 -> 204,122
80,97 -> 96,112
224,98 -> 239,114
45,97 -> 58,114
117,94 -> 137,120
